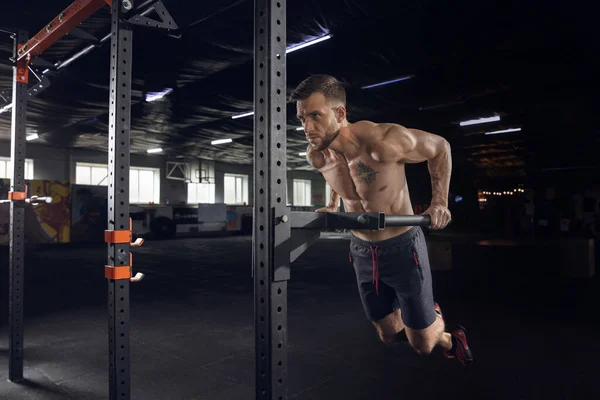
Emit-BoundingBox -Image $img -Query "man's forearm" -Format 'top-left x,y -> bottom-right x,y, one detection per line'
428,139 -> 452,207
327,188 -> 340,210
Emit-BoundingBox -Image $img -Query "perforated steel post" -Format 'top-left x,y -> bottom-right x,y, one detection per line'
254,1 -> 290,399
8,29 -> 29,383
107,1 -> 133,398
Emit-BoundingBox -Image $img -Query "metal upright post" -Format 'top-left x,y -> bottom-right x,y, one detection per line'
254,1 -> 290,399
8,29 -> 29,383
105,1 -> 133,398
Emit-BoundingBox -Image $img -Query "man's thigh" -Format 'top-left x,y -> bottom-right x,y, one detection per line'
350,242 -> 400,322
383,227 -> 437,331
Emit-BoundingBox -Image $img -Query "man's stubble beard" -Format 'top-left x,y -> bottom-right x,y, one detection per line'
318,126 -> 340,151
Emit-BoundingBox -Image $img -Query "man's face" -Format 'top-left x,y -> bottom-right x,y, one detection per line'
296,92 -> 343,151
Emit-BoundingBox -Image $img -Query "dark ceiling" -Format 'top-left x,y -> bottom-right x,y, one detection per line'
0,0 -> 598,184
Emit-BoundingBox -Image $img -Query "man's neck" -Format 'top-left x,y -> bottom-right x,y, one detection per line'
328,123 -> 361,156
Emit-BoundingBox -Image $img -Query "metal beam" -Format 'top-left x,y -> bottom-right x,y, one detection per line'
254,1 -> 289,399
16,0 -> 108,61
290,229 -> 320,263
288,212 -> 432,262
290,211 -> 385,230
0,26 -> 17,35
106,1 -> 133,398
290,212 -> 431,230
8,29 -> 29,383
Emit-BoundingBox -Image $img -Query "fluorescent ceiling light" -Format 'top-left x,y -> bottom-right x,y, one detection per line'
211,138 -> 233,145
229,35 -> 332,119
298,152 -> 307,156
231,111 -> 254,119
147,148 -> 163,153
0,102 -> 13,115
460,116 -> 501,126
361,75 -> 414,89
286,34 -> 332,54
26,133 -> 39,141
296,127 -> 304,131
145,88 -> 173,102
485,127 -> 522,135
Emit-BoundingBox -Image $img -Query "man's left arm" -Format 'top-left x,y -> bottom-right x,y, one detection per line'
376,125 -> 452,229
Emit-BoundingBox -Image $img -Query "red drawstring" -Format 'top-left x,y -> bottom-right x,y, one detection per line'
413,252 -> 419,265
370,245 -> 380,295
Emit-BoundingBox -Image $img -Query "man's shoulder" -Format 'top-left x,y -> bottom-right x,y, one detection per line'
350,120 -> 410,143
350,120 -> 379,132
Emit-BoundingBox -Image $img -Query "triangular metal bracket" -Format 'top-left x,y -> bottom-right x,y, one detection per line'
29,56 -> 56,70
27,76 -> 51,98
126,1 -> 178,32
290,229 -> 321,263
0,75 -> 51,110
68,27 -> 101,45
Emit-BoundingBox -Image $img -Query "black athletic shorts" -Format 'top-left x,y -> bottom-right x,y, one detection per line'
349,226 -> 437,330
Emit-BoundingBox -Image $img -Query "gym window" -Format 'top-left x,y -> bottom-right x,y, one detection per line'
224,173 -> 248,205
75,162 -> 160,204
293,179 -> 312,206
187,183 -> 215,204
0,157 -> 34,180
75,162 -> 109,186
129,166 -> 161,204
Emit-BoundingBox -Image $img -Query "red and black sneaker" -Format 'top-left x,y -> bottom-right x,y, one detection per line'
445,325 -> 473,366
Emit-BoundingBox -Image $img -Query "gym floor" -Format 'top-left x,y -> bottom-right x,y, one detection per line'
0,232 -> 598,400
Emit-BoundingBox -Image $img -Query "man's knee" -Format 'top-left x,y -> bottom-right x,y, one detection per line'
410,340 -> 435,356
379,330 -> 408,345
406,317 -> 443,355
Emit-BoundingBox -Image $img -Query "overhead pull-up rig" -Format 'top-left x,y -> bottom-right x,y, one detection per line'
2,1 -> 434,399
0,1 -> 178,399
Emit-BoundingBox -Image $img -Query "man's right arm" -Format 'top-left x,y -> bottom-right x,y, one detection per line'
305,144 -> 325,169
317,187 -> 340,212
305,146 -> 342,212
329,188 -> 341,211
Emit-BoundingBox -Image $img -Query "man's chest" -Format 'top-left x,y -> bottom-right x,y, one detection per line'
321,154 -> 392,200
347,158 -> 390,198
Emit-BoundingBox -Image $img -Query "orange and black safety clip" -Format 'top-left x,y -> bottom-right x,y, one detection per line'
0,184 -> 28,205
0,185 -> 53,206
104,217 -> 145,282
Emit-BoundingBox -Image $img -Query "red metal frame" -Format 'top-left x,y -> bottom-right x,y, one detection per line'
17,0 -> 109,61
15,45 -> 29,83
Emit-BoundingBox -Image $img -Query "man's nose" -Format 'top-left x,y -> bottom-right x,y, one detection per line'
303,120 -> 314,133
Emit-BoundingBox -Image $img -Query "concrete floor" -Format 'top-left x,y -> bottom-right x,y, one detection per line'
0,232 -> 598,399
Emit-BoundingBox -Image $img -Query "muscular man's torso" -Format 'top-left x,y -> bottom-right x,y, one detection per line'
316,137 -> 415,242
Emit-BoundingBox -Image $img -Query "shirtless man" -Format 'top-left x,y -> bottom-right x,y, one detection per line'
290,74 -> 473,365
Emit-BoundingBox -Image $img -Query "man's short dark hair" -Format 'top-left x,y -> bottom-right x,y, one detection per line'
289,74 -> 346,106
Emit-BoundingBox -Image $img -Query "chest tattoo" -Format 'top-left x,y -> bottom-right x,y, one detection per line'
356,161 -> 378,185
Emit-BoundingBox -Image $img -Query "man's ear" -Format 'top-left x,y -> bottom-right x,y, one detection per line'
335,106 -> 347,122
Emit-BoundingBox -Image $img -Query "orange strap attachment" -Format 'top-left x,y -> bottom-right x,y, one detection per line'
105,265 -> 131,280
104,230 -> 131,243
8,191 -> 27,201
105,218 -> 144,282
